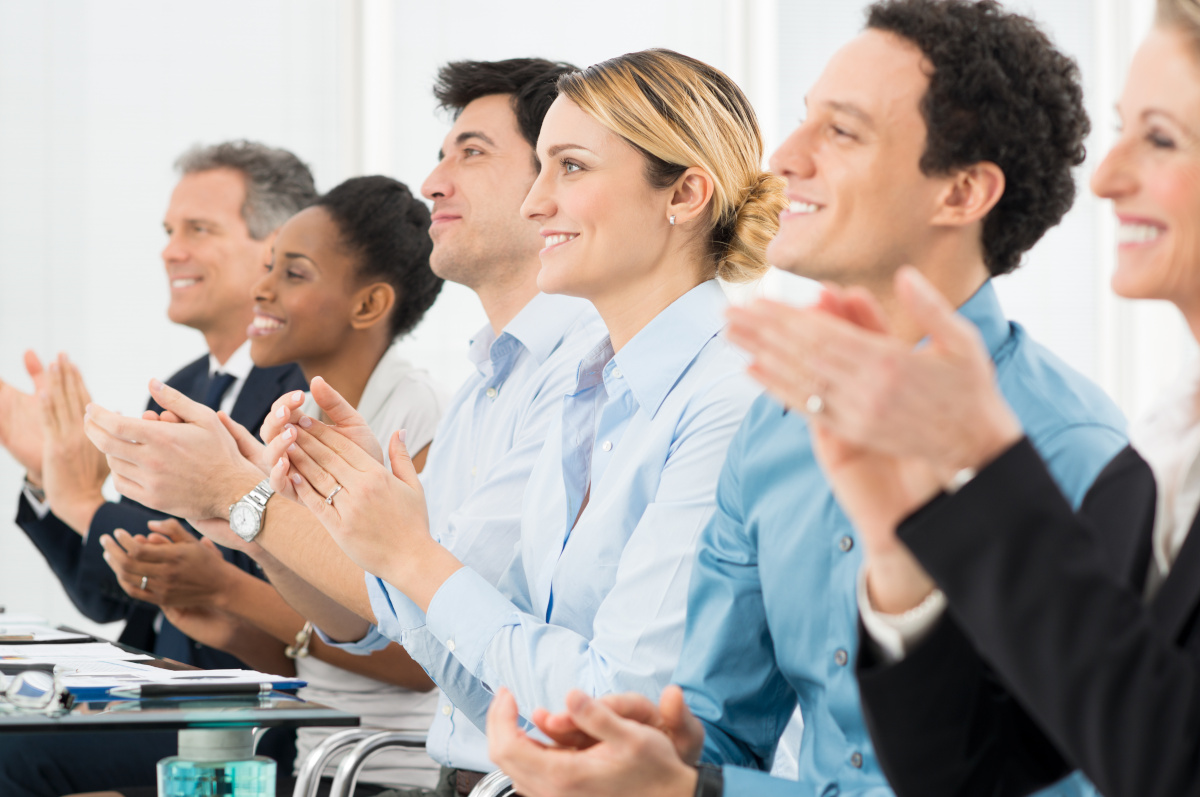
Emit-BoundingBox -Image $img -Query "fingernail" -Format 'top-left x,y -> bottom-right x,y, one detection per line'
292,391 -> 303,404
150,378 -> 164,392
275,406 -> 286,419
299,416 -> 312,429
282,426 -> 294,441
276,457 -> 286,469
290,473 -> 302,485
287,443 -> 296,452
398,429 -> 407,443
48,362 -> 58,372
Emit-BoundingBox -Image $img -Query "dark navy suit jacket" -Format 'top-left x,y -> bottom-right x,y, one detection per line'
15,353 -> 306,667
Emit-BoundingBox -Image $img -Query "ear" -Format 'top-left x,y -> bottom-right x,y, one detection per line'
666,167 -> 716,227
930,161 -> 1005,228
349,283 -> 396,331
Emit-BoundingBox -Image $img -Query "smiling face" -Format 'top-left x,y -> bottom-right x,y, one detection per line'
767,30 -> 950,286
521,95 -> 678,303
420,94 -> 544,290
1091,26 -> 1200,317
162,168 -> 271,333
248,206 -> 364,369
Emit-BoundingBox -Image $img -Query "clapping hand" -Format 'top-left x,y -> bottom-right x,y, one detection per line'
0,350 -> 49,483
39,354 -> 109,535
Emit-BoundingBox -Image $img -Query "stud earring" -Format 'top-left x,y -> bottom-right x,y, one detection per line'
669,215 -> 676,226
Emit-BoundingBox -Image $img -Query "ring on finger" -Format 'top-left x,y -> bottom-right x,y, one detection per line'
805,394 -> 826,414
325,484 -> 344,505
139,575 -> 148,591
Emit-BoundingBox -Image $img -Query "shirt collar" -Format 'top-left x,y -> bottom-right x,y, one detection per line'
208,340 -> 254,380
355,344 -> 409,423
468,292 -> 593,377
606,279 -> 729,419
956,279 -> 1010,361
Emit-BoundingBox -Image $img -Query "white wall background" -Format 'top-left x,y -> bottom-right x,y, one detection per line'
0,0 -> 1185,637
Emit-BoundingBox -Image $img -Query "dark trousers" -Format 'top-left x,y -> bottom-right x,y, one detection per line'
0,727 -> 294,797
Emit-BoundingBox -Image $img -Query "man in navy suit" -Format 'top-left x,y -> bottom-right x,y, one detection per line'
0,140 -> 314,796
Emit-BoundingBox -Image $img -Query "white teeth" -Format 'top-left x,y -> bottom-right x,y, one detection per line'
1117,223 -> 1163,245
544,233 -> 578,247
253,316 -> 284,330
789,201 -> 819,214
171,278 -> 199,288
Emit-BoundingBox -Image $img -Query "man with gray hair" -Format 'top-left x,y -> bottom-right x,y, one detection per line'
0,140 -> 314,796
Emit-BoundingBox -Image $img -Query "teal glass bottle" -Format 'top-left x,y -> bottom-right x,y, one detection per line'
157,728 -> 276,796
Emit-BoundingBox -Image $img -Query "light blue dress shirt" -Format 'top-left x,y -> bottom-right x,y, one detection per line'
324,291 -> 606,771
346,279 -> 761,772
674,281 -> 1128,797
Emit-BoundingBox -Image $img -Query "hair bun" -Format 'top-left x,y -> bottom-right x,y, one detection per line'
715,171 -> 788,283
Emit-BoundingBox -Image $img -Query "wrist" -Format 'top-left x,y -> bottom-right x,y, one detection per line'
391,537 -> 462,614
217,465 -> 267,520
689,763 -> 720,797
864,548 -> 936,615
54,492 -> 106,537
24,471 -> 43,490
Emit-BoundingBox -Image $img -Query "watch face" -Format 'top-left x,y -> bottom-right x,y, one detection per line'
230,503 -> 258,538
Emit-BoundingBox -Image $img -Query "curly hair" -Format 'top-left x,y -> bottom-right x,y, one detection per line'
867,0 -> 1089,276
315,176 -> 443,340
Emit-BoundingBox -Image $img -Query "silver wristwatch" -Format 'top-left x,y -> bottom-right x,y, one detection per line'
229,479 -> 274,542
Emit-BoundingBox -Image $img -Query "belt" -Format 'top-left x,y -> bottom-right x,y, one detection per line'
455,768 -> 489,796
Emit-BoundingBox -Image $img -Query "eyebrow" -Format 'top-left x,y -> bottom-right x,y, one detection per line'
281,251 -> 319,271
546,143 -> 595,158
824,100 -> 875,127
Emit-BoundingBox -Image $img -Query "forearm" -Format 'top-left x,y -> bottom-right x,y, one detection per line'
253,498 -> 375,633
216,617 -> 297,678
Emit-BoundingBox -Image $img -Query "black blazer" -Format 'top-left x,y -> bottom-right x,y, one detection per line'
856,440 -> 1200,797
15,354 -> 306,667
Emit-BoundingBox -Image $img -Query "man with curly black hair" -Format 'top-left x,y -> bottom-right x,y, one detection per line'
483,3 -> 1128,797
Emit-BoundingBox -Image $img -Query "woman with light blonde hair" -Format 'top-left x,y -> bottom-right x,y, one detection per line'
268,48 -> 786,794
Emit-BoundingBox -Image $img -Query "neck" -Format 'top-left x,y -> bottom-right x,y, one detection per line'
204,325 -> 250,367
591,257 -> 706,353
475,260 -> 543,337
299,332 -> 391,412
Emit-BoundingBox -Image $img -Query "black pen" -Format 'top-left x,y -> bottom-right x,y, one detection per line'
107,683 -> 274,698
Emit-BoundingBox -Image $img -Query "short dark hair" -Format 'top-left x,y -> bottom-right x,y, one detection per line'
175,140 -> 318,240
315,176 -> 443,340
867,0 -> 1089,276
433,58 -> 579,150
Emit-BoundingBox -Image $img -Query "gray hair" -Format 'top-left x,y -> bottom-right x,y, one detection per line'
174,140 -> 318,240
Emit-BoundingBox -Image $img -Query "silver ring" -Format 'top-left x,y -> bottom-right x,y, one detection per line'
325,484 -> 343,505
805,394 -> 826,414
139,575 -> 148,591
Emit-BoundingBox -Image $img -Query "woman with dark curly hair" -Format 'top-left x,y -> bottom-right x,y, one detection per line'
739,1 -> 1200,796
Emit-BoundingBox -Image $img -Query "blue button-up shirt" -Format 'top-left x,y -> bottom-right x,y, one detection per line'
359,279 -> 760,771
675,281 -> 1128,797
325,291 -> 606,770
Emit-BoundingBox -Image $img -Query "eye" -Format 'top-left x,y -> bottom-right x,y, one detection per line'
560,158 -> 583,174
286,270 -> 305,280
831,125 -> 855,140
463,147 -> 483,157
1148,129 -> 1177,150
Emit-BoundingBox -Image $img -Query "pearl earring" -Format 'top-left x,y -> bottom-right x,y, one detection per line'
669,215 -> 676,226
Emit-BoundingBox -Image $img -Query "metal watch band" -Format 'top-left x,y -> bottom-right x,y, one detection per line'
694,763 -> 723,797
245,479 -> 274,511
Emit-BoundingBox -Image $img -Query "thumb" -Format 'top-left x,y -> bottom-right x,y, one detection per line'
659,685 -> 704,760
564,690 -> 634,746
840,286 -> 891,335
148,378 -> 211,424
311,376 -> 367,429
218,411 -> 265,462
893,266 -> 976,355
24,350 -> 46,391
200,537 -> 221,553
389,430 -> 419,489
147,518 -> 195,544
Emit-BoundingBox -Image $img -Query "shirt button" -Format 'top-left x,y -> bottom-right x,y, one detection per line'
446,639 -> 456,652
602,441 -> 612,452
835,649 -> 849,666
850,752 -> 863,768
839,535 -> 854,552
612,367 -> 622,378
486,387 -> 498,399
442,705 -> 453,716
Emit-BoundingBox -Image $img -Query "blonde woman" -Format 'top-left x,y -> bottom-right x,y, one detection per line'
265,48 -> 785,791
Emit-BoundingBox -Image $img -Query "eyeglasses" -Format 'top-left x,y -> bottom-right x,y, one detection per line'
0,663 -> 75,715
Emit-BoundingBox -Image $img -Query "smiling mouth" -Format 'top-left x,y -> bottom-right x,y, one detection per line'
787,200 -> 821,215
541,233 -> 578,253
248,313 -> 286,337
170,277 -> 201,289
1117,222 -> 1164,246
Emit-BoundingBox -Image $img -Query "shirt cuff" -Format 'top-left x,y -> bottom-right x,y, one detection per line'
22,484 -> 52,521
313,622 -> 391,654
367,573 -> 430,644
425,566 -> 521,677
856,565 -> 946,665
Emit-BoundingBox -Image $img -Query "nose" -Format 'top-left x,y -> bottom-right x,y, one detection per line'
252,261 -> 276,302
161,231 -> 187,265
769,121 -> 817,182
520,163 -> 555,222
422,158 -> 452,201
1091,134 -> 1138,201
